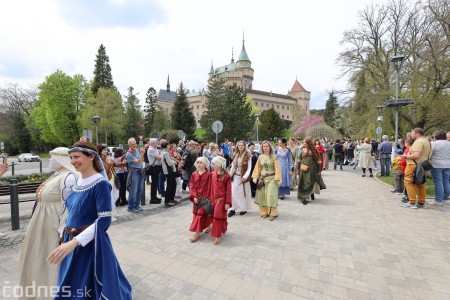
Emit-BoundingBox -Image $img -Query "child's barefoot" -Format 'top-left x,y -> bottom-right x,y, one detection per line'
213,237 -> 222,245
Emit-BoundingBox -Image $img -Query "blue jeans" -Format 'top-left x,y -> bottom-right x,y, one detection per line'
430,168 -> 450,202
158,171 -> 166,197
379,154 -> 391,176
128,170 -> 145,210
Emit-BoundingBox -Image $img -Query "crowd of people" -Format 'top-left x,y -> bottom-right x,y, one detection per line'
1,128 -> 448,298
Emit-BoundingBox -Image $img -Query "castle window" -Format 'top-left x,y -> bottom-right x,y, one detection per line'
197,105 -> 199,109
306,105 -> 308,110
277,105 -> 279,109
272,104 -> 274,108
266,103 -> 269,107
287,106 -> 289,110
282,115 -> 285,118
282,105 -> 284,109
287,115 -> 289,119
255,102 -> 258,106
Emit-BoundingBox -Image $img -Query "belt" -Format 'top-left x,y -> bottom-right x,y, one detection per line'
63,224 -> 91,240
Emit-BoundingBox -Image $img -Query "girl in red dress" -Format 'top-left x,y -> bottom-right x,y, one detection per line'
314,139 -> 325,173
188,157 -> 211,242
210,156 -> 232,245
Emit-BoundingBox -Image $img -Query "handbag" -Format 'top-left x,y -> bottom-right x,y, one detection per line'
300,164 -> 309,172
197,198 -> 214,215
412,160 -> 426,184
163,157 -> 175,175
421,160 -> 433,171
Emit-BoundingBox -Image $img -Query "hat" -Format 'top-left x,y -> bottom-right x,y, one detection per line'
396,149 -> 404,154
195,156 -> 210,170
211,156 -> 226,170
49,147 -> 79,175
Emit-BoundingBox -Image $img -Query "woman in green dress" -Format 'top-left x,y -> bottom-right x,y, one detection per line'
297,138 -> 326,205
252,141 -> 281,221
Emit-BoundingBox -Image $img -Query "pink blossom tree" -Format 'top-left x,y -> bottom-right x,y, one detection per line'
293,115 -> 324,136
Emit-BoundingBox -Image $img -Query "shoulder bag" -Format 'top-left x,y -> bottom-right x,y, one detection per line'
412,160 -> 426,185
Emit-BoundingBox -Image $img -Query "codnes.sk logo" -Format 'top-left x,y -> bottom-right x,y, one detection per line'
2,281 -> 91,298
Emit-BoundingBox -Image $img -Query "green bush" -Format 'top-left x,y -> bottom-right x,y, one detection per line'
0,172 -> 53,185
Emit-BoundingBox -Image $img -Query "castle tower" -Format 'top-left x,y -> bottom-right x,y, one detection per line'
235,35 -> 254,91
288,78 -> 311,115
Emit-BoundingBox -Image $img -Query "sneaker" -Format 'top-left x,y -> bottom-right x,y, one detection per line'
401,198 -> 409,203
391,190 -> 398,193
150,199 -> 162,204
175,195 -> 182,200
417,203 -> 425,208
165,202 -> 175,207
395,191 -> 403,195
127,208 -> 140,213
182,190 -> 189,194
402,203 -> 417,209
137,206 -> 143,211
227,210 -> 236,217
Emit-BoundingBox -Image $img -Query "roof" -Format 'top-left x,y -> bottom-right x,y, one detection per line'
290,79 -> 309,93
214,62 -> 236,74
247,89 -> 296,101
157,89 -> 177,101
238,43 -> 250,61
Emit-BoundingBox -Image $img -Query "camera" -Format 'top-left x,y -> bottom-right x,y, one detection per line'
2,157 -> 7,164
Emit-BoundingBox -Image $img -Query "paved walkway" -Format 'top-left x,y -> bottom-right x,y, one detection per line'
1,169 -> 450,299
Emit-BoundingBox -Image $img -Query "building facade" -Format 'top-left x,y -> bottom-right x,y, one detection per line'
156,39 -> 311,126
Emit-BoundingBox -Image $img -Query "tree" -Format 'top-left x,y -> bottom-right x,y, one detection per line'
79,87 -> 125,145
293,115 -> 324,136
149,107 -> 171,137
220,84 -> 254,141
91,44 -> 115,96
123,86 -> 143,139
143,87 -> 157,135
337,0 -> 450,137
200,74 -> 227,141
30,70 -> 90,145
259,108 -> 285,140
171,82 -> 196,139
0,84 -> 37,153
306,123 -> 341,141
324,91 -> 339,127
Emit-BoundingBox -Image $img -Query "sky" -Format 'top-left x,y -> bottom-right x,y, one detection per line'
0,0 -> 380,109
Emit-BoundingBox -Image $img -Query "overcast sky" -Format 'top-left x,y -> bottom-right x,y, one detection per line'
0,0 -> 380,109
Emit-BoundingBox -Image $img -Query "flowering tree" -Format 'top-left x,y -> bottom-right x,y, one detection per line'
293,115 -> 324,136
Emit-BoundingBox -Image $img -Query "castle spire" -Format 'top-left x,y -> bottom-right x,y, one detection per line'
237,31 -> 250,62
231,47 -> 234,63
209,60 -> 214,74
166,74 -> 170,91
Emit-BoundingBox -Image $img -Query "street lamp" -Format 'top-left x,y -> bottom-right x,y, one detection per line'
390,55 -> 406,149
92,116 -> 101,145
376,105 -> 383,142
255,114 -> 260,143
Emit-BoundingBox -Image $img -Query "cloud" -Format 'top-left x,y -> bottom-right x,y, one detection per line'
56,0 -> 167,28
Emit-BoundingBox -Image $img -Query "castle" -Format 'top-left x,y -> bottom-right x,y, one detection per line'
156,38 -> 311,126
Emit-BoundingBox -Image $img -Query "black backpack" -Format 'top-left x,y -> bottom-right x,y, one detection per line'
412,160 -> 426,185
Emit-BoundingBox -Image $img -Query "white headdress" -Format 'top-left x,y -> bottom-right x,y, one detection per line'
195,156 -> 210,170
211,156 -> 226,170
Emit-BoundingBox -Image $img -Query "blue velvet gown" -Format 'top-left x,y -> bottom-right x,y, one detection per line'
55,177 -> 132,299
276,148 -> 292,196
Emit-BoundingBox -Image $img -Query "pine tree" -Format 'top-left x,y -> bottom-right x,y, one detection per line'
259,108 -> 285,140
324,91 -> 339,127
143,87 -> 157,135
220,84 -> 253,141
200,74 -> 226,141
171,82 -> 196,139
91,44 -> 115,95
123,86 -> 143,139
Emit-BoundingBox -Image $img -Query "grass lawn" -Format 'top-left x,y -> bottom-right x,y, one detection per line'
376,172 -> 435,197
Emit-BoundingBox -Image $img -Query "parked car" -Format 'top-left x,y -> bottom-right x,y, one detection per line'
18,153 -> 40,162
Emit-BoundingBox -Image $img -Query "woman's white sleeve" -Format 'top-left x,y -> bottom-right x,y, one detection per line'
243,156 -> 252,179
74,224 -> 95,247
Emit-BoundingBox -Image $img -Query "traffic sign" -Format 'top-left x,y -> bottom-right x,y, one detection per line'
212,121 -> 223,133
376,127 -> 382,135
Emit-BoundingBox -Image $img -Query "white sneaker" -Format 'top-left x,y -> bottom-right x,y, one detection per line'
402,202 -> 417,209
395,192 -> 403,195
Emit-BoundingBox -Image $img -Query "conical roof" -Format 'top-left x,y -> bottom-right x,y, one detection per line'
238,42 -> 250,61
290,79 -> 306,92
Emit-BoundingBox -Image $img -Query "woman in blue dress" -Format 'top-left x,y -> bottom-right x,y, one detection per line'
48,141 -> 132,299
275,138 -> 293,199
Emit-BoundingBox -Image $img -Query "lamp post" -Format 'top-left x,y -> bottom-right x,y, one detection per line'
255,114 -> 260,143
376,105 -> 383,142
92,116 -> 101,145
391,55 -> 405,149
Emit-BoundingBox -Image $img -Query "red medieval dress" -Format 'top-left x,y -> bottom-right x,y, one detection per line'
189,171 -> 212,233
210,171 -> 232,238
315,144 -> 325,172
